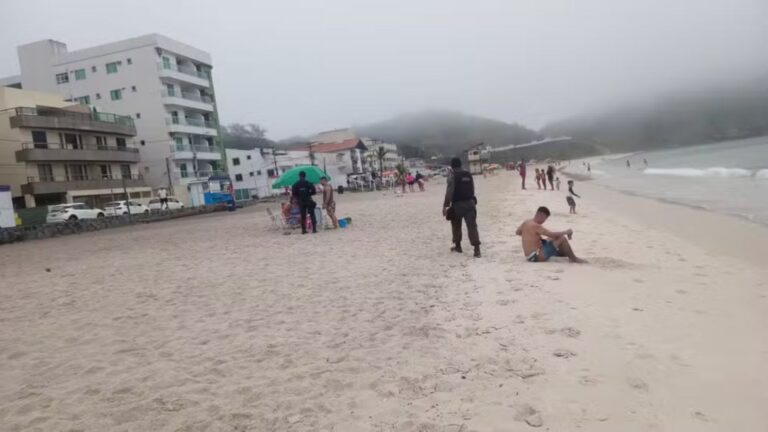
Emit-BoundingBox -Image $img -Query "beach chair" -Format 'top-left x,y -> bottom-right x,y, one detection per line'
266,207 -> 287,231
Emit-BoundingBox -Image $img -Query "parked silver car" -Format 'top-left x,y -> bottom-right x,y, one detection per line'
104,200 -> 150,216
46,203 -> 105,223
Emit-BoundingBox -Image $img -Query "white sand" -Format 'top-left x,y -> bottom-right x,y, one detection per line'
1,172 -> 766,431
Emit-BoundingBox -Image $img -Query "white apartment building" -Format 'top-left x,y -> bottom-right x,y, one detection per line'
362,138 -> 400,171
225,147 -> 315,199
7,34 -> 222,206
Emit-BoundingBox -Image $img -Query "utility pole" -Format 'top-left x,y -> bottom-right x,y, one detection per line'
165,157 -> 175,196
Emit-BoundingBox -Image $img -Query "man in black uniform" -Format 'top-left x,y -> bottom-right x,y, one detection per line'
443,157 -> 481,257
291,171 -> 318,234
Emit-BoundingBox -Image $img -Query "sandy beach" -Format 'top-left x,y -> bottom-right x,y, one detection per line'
1,172 -> 767,431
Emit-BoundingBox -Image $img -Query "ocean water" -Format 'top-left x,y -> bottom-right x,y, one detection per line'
567,136 -> 768,225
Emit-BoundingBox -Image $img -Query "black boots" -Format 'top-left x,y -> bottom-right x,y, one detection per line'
474,246 -> 481,258
451,243 -> 463,253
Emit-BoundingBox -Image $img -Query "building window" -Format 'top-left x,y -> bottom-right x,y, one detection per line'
91,66 -> 97,73
127,58 -> 132,65
144,166 -> 150,173
140,140 -> 146,146
106,62 -> 119,74
180,163 -> 188,178
249,171 -> 254,177
235,174 -> 243,182
116,137 -> 126,149
232,157 -> 240,166
131,85 -> 137,92
267,168 -> 276,177
110,89 -> 122,100
256,170 -> 262,176
120,164 -> 132,179
55,73 -> 69,84
77,95 -> 90,105
31,130 -> 47,147
95,93 -> 101,100
74,69 -> 86,80
38,164 -> 54,182
162,56 -> 171,69
135,113 -> 141,119
96,136 -> 107,149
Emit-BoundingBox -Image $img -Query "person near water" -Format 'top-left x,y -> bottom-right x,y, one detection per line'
587,163 -> 591,173
518,159 -> 527,189
516,206 -> 586,263
415,171 -> 425,191
320,176 -> 338,229
546,165 -> 555,190
643,158 -> 648,168
555,177 -> 561,191
534,168 -> 541,189
291,171 -> 318,234
566,180 -> 581,214
443,157 -> 481,258
626,160 -> 631,169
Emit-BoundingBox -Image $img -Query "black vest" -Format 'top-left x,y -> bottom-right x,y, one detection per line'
452,170 -> 475,203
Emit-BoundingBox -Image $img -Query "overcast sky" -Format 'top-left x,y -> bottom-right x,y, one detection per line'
1,0 -> 766,139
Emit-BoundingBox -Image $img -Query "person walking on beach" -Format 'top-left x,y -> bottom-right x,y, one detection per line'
546,164 -> 556,190
516,206 -> 586,263
157,187 -> 169,210
415,171 -> 425,191
443,157 -> 481,258
626,159 -> 631,169
566,180 -> 581,214
320,176 -> 338,229
534,169 -> 542,189
291,171 -> 318,234
518,159 -> 527,189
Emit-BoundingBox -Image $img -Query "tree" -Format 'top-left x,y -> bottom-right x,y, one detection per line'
374,146 -> 390,176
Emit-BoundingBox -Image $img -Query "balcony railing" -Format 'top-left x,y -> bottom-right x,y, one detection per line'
21,174 -> 146,195
159,63 -> 210,80
10,107 -> 136,135
177,170 -> 227,179
170,142 -> 221,153
166,117 -> 218,129
161,90 -> 214,104
21,142 -> 138,152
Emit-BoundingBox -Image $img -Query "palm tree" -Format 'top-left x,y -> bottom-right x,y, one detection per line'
374,146 -> 390,176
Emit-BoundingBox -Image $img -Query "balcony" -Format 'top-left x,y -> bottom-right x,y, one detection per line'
10,107 -> 136,136
21,174 -> 146,195
16,142 -> 140,163
158,63 -> 210,88
166,117 -> 218,136
169,142 -> 222,161
175,170 -> 228,185
161,89 -> 215,112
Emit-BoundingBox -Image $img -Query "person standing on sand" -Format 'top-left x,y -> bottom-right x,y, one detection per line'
443,157 -> 481,258
320,177 -> 338,229
518,159 -> 527,189
566,180 -> 581,214
516,206 -> 586,263
546,164 -> 556,190
555,177 -> 561,191
415,171 -> 425,191
627,159 -> 631,169
291,171 -> 318,234
534,169 -> 541,189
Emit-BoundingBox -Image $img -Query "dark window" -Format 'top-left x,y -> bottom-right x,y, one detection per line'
120,164 -> 131,179
31,131 -> 47,147
232,157 -> 240,166
127,58 -> 132,65
246,155 -> 251,160
55,73 -> 69,84
267,168 -> 276,177
131,85 -> 137,92
95,93 -> 101,100
256,170 -> 262,176
235,174 -> 243,182
91,66 -> 97,73
249,171 -> 254,177
116,138 -> 126,149
135,113 -> 141,119
140,140 -> 146,146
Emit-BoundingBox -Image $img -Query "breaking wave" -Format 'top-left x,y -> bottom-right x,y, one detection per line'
644,167 -> 755,178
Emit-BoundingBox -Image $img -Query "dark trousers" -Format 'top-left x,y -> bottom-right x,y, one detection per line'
451,200 -> 480,247
299,201 -> 317,232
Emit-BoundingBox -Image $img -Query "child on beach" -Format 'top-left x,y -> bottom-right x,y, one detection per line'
534,169 -> 542,189
566,180 -> 581,214
555,177 -> 561,191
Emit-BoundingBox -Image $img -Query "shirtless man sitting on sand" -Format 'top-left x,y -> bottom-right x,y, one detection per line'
516,206 -> 587,263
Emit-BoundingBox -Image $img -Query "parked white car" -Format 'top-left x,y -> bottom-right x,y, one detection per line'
104,200 -> 150,217
46,203 -> 105,223
147,197 -> 185,210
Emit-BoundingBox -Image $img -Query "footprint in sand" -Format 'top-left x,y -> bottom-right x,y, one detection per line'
692,411 -> 716,423
633,278 -> 645,284
675,289 -> 688,295
553,348 -> 577,359
627,377 -> 649,392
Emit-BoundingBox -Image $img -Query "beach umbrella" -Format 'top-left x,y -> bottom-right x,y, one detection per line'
271,165 -> 330,189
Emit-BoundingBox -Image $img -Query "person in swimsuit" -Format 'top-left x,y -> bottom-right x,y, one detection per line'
516,206 -> 586,263
566,180 -> 581,214
534,169 -> 541,189
320,176 -> 338,228
518,159 -> 527,190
